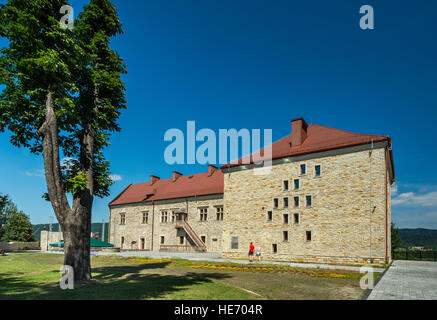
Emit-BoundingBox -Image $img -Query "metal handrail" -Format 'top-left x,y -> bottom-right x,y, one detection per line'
176,220 -> 206,251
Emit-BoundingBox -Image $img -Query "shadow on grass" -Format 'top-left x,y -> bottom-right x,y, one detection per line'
0,261 -> 232,300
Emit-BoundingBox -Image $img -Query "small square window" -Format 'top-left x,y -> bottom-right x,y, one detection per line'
294,179 -> 300,190
120,213 -> 126,225
283,197 -> 289,208
142,212 -> 148,224
301,164 -> 306,175
306,231 -> 312,242
161,211 -> 168,223
283,231 -> 288,241
273,198 -> 279,209
294,196 -> 299,207
283,214 -> 289,224
315,165 -> 321,176
231,236 -> 239,249
199,208 -> 208,221
294,213 -> 300,224
267,211 -> 273,221
306,195 -> 312,207
272,243 -> 278,254
283,180 -> 289,191
216,207 -> 224,221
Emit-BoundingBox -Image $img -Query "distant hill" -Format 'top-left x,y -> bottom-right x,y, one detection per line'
399,228 -> 437,249
32,223 -> 109,242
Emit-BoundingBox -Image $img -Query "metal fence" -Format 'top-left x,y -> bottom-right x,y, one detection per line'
393,249 -> 437,261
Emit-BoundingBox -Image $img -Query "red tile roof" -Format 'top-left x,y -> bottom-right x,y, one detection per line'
109,170 -> 224,206
109,119 -> 393,206
221,123 -> 391,168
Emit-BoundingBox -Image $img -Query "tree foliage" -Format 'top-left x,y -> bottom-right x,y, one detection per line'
391,222 -> 402,251
0,0 -> 126,200
2,212 -> 34,242
0,193 -> 21,239
0,0 -> 126,281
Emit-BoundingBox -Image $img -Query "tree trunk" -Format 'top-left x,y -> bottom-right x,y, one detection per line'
38,88 -> 93,282
63,203 -> 92,281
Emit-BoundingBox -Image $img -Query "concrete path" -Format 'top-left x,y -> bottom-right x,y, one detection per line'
368,260 -> 437,300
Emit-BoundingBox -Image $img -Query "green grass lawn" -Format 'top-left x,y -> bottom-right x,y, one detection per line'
0,253 -> 379,300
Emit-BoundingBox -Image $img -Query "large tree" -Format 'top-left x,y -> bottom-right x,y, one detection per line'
0,193 -> 21,239
2,212 -> 33,242
0,0 -> 126,281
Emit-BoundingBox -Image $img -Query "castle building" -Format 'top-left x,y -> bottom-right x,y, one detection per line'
108,118 -> 395,265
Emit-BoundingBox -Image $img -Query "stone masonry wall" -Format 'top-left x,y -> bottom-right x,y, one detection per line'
222,147 -> 391,265
109,195 -> 224,252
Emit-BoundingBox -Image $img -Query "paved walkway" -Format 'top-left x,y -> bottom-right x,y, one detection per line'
368,260 -> 437,300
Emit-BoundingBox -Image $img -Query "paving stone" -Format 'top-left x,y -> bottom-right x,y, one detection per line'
367,260 -> 437,300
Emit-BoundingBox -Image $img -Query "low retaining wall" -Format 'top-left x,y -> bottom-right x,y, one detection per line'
0,242 -> 40,252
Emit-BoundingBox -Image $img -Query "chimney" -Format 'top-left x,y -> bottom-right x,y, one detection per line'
150,175 -> 160,185
208,164 -> 218,176
172,171 -> 182,182
291,118 -> 308,147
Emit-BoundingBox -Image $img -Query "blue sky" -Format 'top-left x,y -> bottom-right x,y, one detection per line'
0,0 -> 436,228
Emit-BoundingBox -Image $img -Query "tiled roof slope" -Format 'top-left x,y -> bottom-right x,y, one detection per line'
109,170 -> 224,206
221,123 -> 391,169
109,120 -> 393,206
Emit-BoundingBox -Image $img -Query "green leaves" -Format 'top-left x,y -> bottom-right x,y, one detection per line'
0,0 -> 126,199
1,212 -> 33,242
66,171 -> 88,196
0,194 -> 32,241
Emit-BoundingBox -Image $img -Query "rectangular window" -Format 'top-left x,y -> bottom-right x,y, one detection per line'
273,198 -> 279,209
272,244 -> 277,254
294,213 -> 300,224
306,195 -> 312,207
216,206 -> 224,221
160,236 -> 165,244
283,231 -> 288,241
315,165 -> 321,176
171,211 -> 176,222
199,208 -> 208,221
161,211 -> 168,223
283,197 -> 289,208
142,212 -> 148,224
120,213 -> 126,225
179,236 -> 184,245
283,180 -> 289,191
231,236 -> 239,249
294,179 -> 300,190
267,211 -> 273,221
306,231 -> 312,242
294,196 -> 299,207
301,164 -> 306,175
283,214 -> 289,224
201,236 -> 206,244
